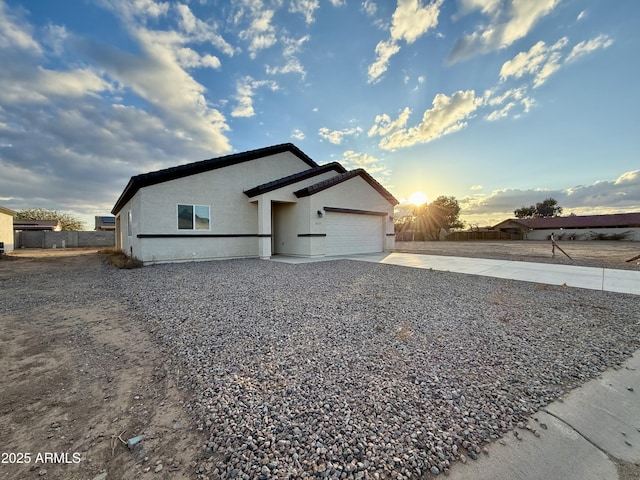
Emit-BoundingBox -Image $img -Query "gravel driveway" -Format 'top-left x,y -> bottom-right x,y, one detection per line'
116,258 -> 640,479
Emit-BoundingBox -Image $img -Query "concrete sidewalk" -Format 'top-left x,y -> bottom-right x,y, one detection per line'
446,351 -> 640,480
272,252 -> 640,295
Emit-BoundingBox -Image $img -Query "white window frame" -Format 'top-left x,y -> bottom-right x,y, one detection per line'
127,211 -> 132,237
177,204 -> 210,231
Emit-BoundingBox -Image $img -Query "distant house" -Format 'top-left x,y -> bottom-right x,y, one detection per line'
493,213 -> 640,241
111,143 -> 398,264
0,206 -> 16,254
13,219 -> 62,231
95,216 -> 116,231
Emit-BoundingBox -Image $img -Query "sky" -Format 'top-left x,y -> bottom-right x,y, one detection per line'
0,0 -> 639,229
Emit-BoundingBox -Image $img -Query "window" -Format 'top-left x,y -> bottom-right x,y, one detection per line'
178,204 -> 210,230
127,211 -> 132,237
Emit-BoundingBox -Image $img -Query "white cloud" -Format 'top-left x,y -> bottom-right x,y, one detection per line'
175,47 -> 221,69
318,126 -> 363,144
231,76 -> 279,118
483,86 -> 533,120
461,170 -> 640,221
0,0 -> 42,53
291,128 -> 305,140
341,150 -> 391,185
448,0 -> 560,63
289,0 -> 319,24
470,185 -> 483,190
266,35 -> 309,78
486,101 -> 515,121
577,10 -> 587,21
499,35 -> 611,89
238,7 -> 277,58
175,4 -> 235,56
566,34 -> 613,63
0,65 -> 113,104
367,39 -> 401,83
367,0 -> 442,83
390,0 -> 442,44
362,0 -> 377,17
369,90 -> 482,149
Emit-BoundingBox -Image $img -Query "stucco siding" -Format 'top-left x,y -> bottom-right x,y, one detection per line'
116,193 -> 143,259
0,211 -> 14,253
308,176 -> 396,252
139,152 -> 310,235
139,236 -> 259,264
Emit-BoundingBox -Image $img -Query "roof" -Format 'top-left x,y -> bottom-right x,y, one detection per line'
112,143 -> 319,214
243,162 -> 347,198
494,212 -> 640,230
294,169 -> 399,206
13,219 -> 61,231
0,206 -> 16,216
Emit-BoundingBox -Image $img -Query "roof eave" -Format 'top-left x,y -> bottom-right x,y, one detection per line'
111,143 -> 319,215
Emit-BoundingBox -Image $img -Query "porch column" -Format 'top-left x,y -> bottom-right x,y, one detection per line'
258,199 -> 271,259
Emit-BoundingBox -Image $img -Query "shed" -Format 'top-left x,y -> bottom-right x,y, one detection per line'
111,143 -> 398,264
0,206 -> 16,254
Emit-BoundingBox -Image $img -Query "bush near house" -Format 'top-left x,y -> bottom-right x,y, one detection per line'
99,249 -> 143,269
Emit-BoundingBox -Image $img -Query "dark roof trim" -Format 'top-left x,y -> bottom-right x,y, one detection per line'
137,233 -> 271,238
294,169 -> 399,206
244,162 -> 346,198
112,143 -> 319,215
323,207 -> 388,216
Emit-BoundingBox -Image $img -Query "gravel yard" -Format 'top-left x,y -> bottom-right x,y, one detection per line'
116,258 -> 640,479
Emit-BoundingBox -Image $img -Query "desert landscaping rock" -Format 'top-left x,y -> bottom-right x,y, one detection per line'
110,258 -> 639,478
2,248 -> 638,479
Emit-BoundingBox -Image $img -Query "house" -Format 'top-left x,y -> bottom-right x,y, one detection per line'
493,213 -> 640,241
13,219 -> 62,231
95,216 -> 116,231
0,206 -> 16,254
111,143 -> 398,264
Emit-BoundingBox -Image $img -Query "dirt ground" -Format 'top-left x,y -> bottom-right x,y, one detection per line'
0,249 -> 207,480
0,243 -> 638,480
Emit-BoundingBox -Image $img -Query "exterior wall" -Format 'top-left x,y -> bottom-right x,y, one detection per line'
525,227 -> 640,241
272,197 -> 317,256
307,176 -> 396,254
255,170 -> 338,257
14,231 -> 115,248
122,152 -> 312,264
0,211 -> 14,253
116,192 -> 143,259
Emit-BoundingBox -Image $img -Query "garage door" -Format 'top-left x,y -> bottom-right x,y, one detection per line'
325,212 -> 384,255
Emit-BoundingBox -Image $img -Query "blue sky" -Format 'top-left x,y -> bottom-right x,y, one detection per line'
1,0 -> 638,229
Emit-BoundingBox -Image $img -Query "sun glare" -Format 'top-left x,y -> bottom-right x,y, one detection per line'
408,191 -> 428,206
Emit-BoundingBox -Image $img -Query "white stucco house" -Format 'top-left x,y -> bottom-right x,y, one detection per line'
111,144 -> 398,264
0,206 -> 16,254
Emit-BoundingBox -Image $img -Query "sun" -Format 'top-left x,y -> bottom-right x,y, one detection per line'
408,191 -> 428,206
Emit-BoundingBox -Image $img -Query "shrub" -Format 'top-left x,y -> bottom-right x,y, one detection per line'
101,250 -> 143,269
589,231 -> 632,241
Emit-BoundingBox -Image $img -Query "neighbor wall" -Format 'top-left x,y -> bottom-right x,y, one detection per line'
14,231 -> 116,249
525,228 -> 640,241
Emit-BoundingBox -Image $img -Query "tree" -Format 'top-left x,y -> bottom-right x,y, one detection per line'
430,196 -> 464,231
514,198 -> 563,218
402,195 -> 464,240
15,208 -> 85,231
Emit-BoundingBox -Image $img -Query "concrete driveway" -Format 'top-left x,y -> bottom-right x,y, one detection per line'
273,252 -> 640,295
